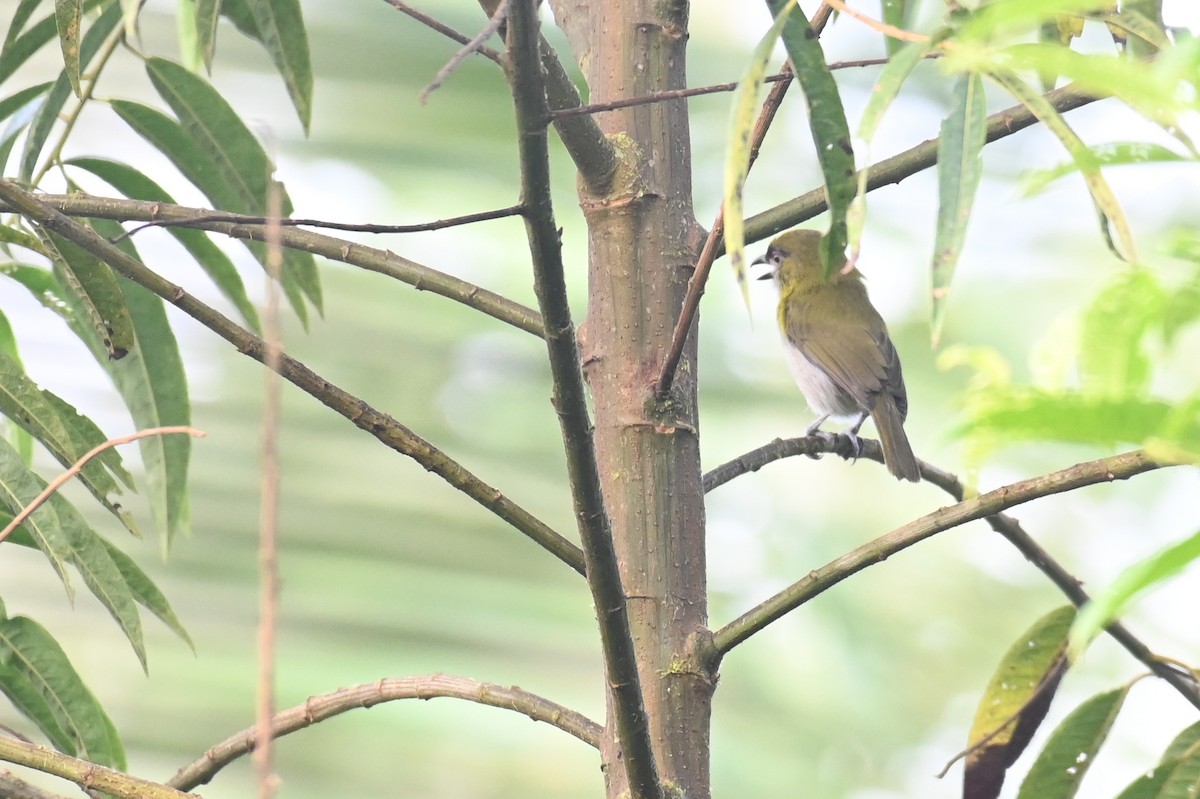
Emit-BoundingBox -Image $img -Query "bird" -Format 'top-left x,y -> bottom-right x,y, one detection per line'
754,228 -> 921,482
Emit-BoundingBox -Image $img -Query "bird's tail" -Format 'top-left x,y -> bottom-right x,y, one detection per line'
872,397 -> 921,482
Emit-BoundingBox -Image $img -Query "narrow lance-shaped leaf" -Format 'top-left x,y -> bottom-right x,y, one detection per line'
241,0 -> 312,132
20,0 -> 122,181
964,606 -> 1075,799
1014,686 -> 1130,799
1078,268 -> 1162,397
176,0 -> 203,71
0,0 -> 107,86
989,69 -> 1138,263
931,72 -> 987,347
38,229 -> 135,360
195,0 -> 222,71
66,156 -> 261,332
3,0 -> 48,53
112,98 -> 313,326
723,0 -> 795,312
53,0 -> 81,96
848,38 -> 933,254
768,0 -> 856,275
89,219 -> 193,545
0,350 -> 133,522
0,438 -> 77,595
0,312 -> 34,463
1112,722 -> 1200,798
1070,529 -> 1200,659
1023,142 -> 1186,197
4,524 -> 192,649
145,57 -> 322,316
880,0 -> 908,57
0,615 -> 126,768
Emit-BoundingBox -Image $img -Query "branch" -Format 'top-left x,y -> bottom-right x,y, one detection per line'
383,0 -> 504,64
0,426 -> 206,544
477,0 -> 620,194
654,2 -> 834,401
710,446 -> 1179,649
13,194 -> 544,337
506,3 -> 661,799
0,736 -> 193,799
741,82 -> 1100,245
549,57 -> 909,120
118,203 -> 526,237
420,0 -> 510,104
168,675 -> 602,792
708,437 -> 1200,709
0,180 -> 584,575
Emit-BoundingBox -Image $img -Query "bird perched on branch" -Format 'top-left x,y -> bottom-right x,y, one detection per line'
754,228 -> 920,482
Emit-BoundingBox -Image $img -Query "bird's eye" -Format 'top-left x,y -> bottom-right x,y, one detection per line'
770,252 -> 784,266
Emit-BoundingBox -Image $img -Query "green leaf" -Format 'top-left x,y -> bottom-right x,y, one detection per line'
20,0 -> 122,181
241,0 -> 312,132
0,1 -> 107,86
849,38 -> 934,253
0,312 -> 34,467
1099,9 -> 1170,55
1022,142 -> 1188,197
176,0 -> 202,71
0,350 -> 133,520
5,524 -> 192,649
988,69 -> 1137,263
965,606 -> 1075,799
88,220 -> 192,545
37,229 -> 136,360
0,438 -> 78,595
3,0 -> 48,53
768,0 -> 856,275
0,615 -> 125,767
0,82 -> 53,129
0,263 -> 70,323
1015,686 -> 1129,798
880,0 -> 908,57
100,538 -> 193,648
1070,529 -> 1200,658
959,1 -> 1118,42
53,0 -> 82,97
1163,721 -> 1200,764
144,56 -> 320,314
66,156 -> 262,331
931,72 -> 987,347
195,0 -> 222,71
1079,269 -> 1163,397
722,0 -> 795,312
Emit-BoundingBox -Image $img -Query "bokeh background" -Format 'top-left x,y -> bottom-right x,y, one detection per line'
2,1 -> 1199,797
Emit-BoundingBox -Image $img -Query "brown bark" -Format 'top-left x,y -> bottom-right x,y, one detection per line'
550,2 -> 714,797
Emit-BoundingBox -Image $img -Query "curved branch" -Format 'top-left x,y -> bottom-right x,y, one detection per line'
0,736 -> 191,799
168,675 -> 602,791
506,2 -> 661,797
12,194 -> 545,338
710,445 -> 1179,662
0,180 -> 584,575
706,436 -> 1200,709
741,82 -> 1099,246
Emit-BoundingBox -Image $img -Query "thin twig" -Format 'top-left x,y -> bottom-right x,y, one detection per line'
824,0 -> 931,43
14,194 -> 544,337
506,1 -> 661,798
115,203 -> 527,241
383,0 -> 503,64
0,179 -> 585,574
654,2 -> 834,401
550,56 -> 918,120
168,674 -> 603,791
704,438 -> 1200,710
254,182 -> 284,799
0,426 -> 205,544
419,0 -> 510,104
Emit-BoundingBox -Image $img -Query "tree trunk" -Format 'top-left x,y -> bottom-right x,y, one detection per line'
551,2 -> 713,797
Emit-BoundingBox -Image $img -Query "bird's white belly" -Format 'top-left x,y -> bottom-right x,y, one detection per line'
781,338 -> 860,419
